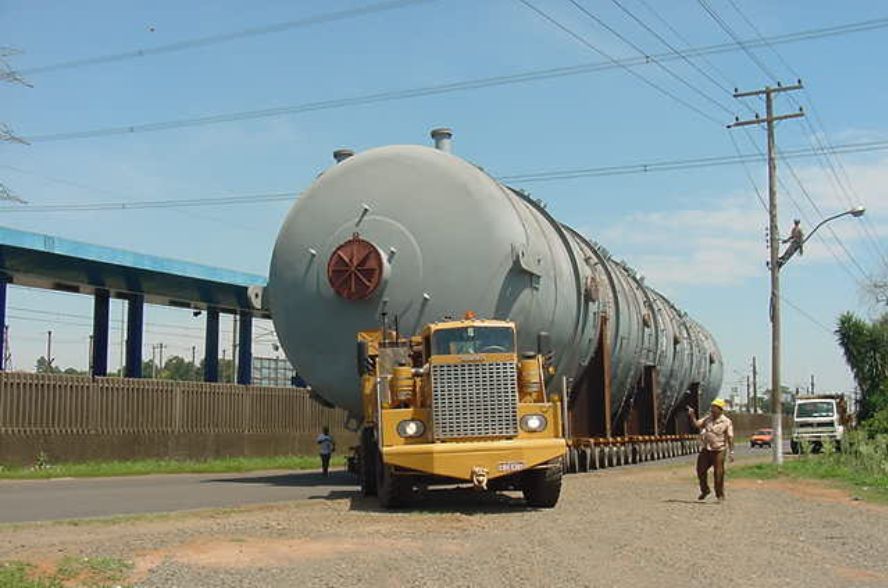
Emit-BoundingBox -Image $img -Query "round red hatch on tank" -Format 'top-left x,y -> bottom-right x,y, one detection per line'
326,234 -> 384,300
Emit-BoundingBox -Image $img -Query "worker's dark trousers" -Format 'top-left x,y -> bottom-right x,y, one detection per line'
696,449 -> 726,498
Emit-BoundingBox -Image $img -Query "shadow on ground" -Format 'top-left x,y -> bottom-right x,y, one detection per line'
204,470 -> 537,515
203,470 -> 356,488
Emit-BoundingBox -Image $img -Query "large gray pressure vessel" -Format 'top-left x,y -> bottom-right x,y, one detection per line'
268,139 -> 723,422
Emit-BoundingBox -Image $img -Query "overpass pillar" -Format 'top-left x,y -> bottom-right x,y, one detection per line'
0,273 -> 7,371
237,310 -> 252,385
124,293 -> 144,378
204,307 -> 219,382
91,289 -> 110,377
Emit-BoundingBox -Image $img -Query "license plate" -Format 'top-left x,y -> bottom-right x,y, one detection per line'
497,461 -> 526,472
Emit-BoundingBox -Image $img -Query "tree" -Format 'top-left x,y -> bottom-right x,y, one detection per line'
835,312 -> 888,422
35,356 -> 61,374
163,355 -> 199,381
759,386 -> 794,416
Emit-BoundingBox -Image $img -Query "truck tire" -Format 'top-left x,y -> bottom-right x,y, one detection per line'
376,458 -> 409,508
522,460 -> 563,508
790,440 -> 799,455
360,427 -> 378,497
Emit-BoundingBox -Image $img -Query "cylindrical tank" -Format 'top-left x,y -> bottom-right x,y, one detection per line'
268,142 -> 723,422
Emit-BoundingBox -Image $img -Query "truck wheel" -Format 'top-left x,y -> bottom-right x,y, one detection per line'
376,458 -> 408,508
790,440 -> 799,455
522,460 -> 563,508
360,428 -> 378,497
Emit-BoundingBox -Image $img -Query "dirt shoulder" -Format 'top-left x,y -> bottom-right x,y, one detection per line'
1,458 -> 886,587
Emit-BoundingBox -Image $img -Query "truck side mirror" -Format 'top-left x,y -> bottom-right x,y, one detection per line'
357,340 -> 370,376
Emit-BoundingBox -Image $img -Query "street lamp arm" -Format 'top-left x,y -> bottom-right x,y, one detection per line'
800,207 -> 865,247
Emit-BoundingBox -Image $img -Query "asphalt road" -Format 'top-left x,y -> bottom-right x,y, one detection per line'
0,444 -> 778,524
0,469 -> 355,524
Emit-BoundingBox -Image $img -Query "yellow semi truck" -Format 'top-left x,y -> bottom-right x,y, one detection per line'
352,315 -> 567,508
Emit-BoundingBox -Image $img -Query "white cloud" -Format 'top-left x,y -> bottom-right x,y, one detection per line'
591,157 -> 888,289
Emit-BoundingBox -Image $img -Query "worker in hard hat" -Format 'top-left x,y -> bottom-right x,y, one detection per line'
687,398 -> 735,502
777,219 -> 804,268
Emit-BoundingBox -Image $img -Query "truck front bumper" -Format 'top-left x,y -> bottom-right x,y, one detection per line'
381,437 -> 567,482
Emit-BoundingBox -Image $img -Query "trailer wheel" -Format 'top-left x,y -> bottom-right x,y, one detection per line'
577,448 -> 589,473
567,447 -> 579,474
376,455 -> 409,508
522,461 -> 563,508
360,427 -> 378,497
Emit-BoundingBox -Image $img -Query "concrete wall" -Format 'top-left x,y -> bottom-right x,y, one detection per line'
729,412 -> 792,436
0,373 -> 355,466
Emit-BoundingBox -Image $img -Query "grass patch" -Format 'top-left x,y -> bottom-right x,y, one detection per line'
0,561 -> 62,588
0,454 -> 346,480
56,555 -> 132,585
732,432 -> 888,502
0,556 -> 132,588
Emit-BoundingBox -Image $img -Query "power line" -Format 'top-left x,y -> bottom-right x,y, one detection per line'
0,191 -> 295,212
609,0 -> 737,100
20,14 -> 888,142
696,0 -> 781,81
564,0 -> 734,118
3,137 -> 888,214
780,295 -> 834,335
17,0 -> 434,76
722,0 -> 888,269
698,2 -> 877,287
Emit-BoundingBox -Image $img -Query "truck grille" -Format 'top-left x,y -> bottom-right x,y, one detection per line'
431,361 -> 518,439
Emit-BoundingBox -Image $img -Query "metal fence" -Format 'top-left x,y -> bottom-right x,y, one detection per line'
0,372 -> 350,436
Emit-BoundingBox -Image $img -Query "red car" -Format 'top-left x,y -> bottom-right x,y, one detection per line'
749,428 -> 774,448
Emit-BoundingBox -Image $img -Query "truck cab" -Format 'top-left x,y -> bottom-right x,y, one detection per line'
354,316 -> 567,508
790,395 -> 849,454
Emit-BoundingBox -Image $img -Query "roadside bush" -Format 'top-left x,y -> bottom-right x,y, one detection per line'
836,430 -> 888,478
861,407 -> 888,437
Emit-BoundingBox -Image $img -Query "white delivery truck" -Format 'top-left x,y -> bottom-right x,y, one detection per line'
790,395 -> 850,454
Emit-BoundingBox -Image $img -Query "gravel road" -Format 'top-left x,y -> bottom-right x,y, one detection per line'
1,454 -> 885,587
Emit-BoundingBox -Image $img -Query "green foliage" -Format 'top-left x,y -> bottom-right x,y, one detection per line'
0,557 -> 132,588
733,431 -> 888,502
34,356 -> 61,374
0,562 -> 62,588
862,407 -> 888,436
835,312 -> 888,422
55,555 -> 132,584
0,454 -> 346,480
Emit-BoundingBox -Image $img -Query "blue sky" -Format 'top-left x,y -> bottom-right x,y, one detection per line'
1,0 -> 885,399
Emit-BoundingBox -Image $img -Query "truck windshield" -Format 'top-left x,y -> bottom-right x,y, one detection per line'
795,402 -> 835,418
432,326 -> 515,355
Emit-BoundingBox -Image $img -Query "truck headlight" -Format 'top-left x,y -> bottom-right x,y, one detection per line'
520,414 -> 548,432
397,419 -> 426,438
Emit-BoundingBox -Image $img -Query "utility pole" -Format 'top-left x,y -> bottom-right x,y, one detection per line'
191,345 -> 197,380
810,374 -> 815,395
3,325 -> 11,371
730,81 -> 804,466
752,356 -> 758,414
231,314 -> 238,384
46,330 -> 53,370
157,342 -> 165,376
746,374 -> 751,414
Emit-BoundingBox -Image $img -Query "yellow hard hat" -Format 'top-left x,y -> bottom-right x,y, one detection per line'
711,398 -> 727,409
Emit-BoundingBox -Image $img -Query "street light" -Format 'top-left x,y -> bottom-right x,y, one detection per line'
770,205 -> 866,465
800,206 -> 866,248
